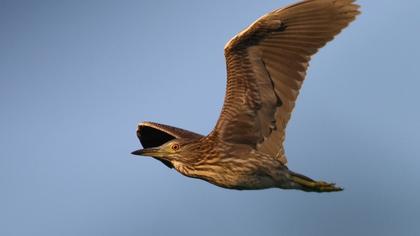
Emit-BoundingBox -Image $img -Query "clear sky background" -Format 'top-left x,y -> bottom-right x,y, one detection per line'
1,0 -> 419,235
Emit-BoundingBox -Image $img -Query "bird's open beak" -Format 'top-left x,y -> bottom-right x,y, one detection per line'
131,147 -> 162,157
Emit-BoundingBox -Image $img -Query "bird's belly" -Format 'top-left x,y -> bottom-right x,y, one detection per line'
205,168 -> 287,190
174,150 -> 290,190
233,175 -> 277,190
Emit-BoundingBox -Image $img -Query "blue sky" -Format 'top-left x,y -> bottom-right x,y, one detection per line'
1,0 -> 419,235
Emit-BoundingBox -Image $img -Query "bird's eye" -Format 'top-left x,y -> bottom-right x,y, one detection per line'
171,143 -> 180,151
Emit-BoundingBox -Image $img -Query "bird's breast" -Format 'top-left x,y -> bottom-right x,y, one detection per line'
172,148 -> 287,190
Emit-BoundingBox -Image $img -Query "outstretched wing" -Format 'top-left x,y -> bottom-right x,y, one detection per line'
137,122 -> 203,148
210,0 -> 359,164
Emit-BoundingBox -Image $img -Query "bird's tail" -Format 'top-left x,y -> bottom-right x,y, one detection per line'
288,171 -> 343,192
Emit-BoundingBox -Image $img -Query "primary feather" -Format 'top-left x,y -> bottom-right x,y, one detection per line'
210,0 -> 360,164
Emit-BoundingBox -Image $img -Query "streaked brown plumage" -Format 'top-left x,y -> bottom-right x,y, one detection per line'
132,0 -> 360,192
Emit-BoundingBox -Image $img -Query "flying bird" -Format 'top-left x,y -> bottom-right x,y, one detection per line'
132,0 -> 360,192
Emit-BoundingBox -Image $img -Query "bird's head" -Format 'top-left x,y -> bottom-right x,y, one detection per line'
131,138 -> 199,165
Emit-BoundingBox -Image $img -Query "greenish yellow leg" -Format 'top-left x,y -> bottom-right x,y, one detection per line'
290,175 -> 343,192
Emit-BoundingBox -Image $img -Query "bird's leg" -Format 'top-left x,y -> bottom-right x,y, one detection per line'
288,171 -> 343,192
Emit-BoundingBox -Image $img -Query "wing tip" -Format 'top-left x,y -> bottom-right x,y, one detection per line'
137,121 -> 160,130
136,121 -> 160,137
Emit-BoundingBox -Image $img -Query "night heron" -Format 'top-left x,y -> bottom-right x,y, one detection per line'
132,0 -> 360,192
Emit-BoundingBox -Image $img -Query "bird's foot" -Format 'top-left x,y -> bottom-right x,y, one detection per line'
289,172 -> 343,192
311,180 -> 343,192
